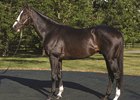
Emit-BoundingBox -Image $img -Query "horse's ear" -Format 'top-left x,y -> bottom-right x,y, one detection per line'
23,3 -> 30,9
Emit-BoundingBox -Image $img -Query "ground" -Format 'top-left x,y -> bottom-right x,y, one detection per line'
0,70 -> 140,100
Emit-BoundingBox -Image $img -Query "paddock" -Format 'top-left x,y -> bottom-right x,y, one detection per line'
0,70 -> 139,100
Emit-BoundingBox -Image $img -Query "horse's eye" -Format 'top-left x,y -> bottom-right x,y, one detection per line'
23,13 -> 26,15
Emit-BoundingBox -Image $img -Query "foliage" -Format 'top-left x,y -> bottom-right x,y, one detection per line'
0,0 -> 139,56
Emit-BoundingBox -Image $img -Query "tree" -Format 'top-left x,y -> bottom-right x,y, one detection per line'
0,0 -> 139,56
92,0 -> 140,46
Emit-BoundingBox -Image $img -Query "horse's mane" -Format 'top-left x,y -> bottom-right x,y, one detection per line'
30,7 -> 89,30
31,8 -> 59,25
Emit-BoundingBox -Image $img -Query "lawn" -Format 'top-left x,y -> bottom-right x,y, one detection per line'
0,49 -> 140,76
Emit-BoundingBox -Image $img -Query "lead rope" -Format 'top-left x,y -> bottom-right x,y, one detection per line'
1,31 -> 23,74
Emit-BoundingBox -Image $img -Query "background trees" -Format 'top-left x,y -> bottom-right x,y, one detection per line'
0,0 -> 139,56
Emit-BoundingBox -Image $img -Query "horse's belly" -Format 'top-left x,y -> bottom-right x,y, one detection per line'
62,48 -> 97,60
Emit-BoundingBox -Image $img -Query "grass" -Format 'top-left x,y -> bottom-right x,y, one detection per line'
0,49 -> 140,76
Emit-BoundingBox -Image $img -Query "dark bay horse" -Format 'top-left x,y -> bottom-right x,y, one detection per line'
12,5 -> 124,100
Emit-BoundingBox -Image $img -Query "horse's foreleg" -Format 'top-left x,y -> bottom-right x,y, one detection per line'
56,60 -> 64,99
48,55 -> 59,100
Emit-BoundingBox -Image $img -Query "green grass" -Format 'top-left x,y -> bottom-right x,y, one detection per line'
0,49 -> 140,76
0,57 -> 50,70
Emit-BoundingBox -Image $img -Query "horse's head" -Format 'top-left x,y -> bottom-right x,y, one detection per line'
12,5 -> 31,32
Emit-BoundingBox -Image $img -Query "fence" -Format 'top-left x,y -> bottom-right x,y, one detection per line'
1,43 -> 140,56
124,43 -> 140,48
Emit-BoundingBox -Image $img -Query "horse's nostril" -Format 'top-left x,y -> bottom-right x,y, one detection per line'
12,25 -> 19,32
12,26 -> 16,31
17,29 -> 20,32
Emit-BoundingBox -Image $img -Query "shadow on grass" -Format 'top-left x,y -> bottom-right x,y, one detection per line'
85,57 -> 104,60
0,59 -> 47,64
0,75 -> 106,100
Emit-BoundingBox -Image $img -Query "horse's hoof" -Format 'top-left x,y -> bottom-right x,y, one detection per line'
56,95 -> 62,99
101,96 -> 108,100
56,96 -> 61,99
47,96 -> 52,100
47,98 -> 51,100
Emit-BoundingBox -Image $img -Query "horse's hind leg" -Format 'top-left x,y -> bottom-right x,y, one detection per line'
113,57 -> 123,100
103,55 -> 123,100
102,56 -> 115,100
114,77 -> 123,100
56,60 -> 64,99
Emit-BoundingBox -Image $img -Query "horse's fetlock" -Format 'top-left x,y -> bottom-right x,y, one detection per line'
114,72 -> 120,79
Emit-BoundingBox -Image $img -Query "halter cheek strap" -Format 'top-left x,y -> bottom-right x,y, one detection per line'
16,17 -> 30,25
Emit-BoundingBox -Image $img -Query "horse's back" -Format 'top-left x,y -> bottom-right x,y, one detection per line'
94,25 -> 123,39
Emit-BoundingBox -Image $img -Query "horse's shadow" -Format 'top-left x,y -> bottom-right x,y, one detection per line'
0,75 -> 106,99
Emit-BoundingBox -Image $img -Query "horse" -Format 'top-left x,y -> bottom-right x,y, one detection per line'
12,5 -> 124,100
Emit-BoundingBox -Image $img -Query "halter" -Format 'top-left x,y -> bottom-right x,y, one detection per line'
15,17 -> 30,25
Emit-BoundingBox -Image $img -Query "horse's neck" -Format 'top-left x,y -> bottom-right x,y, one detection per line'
30,9 -> 58,41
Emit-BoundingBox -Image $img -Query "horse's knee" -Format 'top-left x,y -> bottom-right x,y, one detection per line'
51,72 -> 57,81
114,67 -> 122,80
109,59 -> 121,80
114,71 -> 121,80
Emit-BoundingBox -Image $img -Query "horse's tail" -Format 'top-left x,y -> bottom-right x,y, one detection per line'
118,37 -> 124,77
